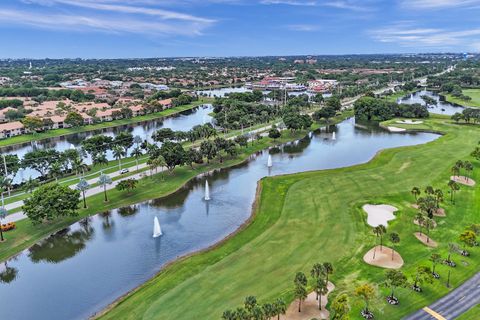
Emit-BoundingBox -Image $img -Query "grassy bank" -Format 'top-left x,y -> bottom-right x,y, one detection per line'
98,115 -> 480,319
444,88 -> 480,108
0,109 -> 352,262
0,99 -> 210,148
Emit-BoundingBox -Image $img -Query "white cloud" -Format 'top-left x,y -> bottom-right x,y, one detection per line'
23,0 -> 214,22
12,0 -> 216,36
400,0 -> 480,9
0,8 -> 212,35
261,0 -> 375,11
370,22 -> 480,51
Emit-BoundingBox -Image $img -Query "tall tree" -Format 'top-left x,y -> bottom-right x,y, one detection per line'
411,186 -> 421,201
389,232 -> 400,261
76,178 -> 90,209
98,173 -> 113,202
23,183 -> 80,224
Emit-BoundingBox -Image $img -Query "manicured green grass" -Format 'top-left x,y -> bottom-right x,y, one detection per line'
0,99 -> 211,148
456,303 -> 480,320
97,115 -> 480,320
444,88 -> 480,108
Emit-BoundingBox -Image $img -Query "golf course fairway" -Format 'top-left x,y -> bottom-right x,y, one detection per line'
98,115 -> 480,319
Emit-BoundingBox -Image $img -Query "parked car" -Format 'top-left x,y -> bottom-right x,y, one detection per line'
120,168 -> 129,174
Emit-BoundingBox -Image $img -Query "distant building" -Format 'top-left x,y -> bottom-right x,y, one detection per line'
0,121 -> 26,139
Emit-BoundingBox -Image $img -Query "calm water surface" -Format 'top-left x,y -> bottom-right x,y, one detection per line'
398,90 -> 464,115
2,105 -> 213,184
0,118 -> 439,320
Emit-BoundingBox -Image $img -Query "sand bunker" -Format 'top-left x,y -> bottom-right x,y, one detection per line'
451,176 -> 476,187
396,120 -> 424,125
363,204 -> 398,227
387,126 -> 407,132
414,232 -> 438,248
280,282 -> 335,320
363,245 -> 404,269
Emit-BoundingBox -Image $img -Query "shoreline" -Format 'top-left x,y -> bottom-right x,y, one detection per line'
92,180 -> 265,319
0,99 -> 210,149
0,110 -> 353,263
94,118 -> 444,319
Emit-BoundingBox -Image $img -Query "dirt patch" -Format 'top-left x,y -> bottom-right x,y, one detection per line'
280,282 -> 335,320
414,232 -> 438,247
451,176 -> 476,187
363,245 -> 404,269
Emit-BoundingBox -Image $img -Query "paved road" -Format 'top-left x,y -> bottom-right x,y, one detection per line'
3,163 -> 159,223
404,272 -> 480,320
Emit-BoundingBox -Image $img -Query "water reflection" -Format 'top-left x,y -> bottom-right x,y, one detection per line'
2,105 -> 214,184
0,118 -> 440,320
117,205 -> 139,217
398,90 -> 464,115
0,261 -> 18,284
28,221 -> 94,264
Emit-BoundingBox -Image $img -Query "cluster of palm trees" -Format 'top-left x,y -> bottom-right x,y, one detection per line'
221,296 -> 287,320
372,225 -> 400,260
294,262 -> 334,312
451,159 -> 474,181
411,185 -> 444,218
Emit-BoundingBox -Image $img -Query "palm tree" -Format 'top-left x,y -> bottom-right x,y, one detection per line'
0,177 -> 13,197
415,212 -> 426,235
424,218 -> 435,243
373,224 -> 387,255
448,180 -> 460,204
273,298 -> 286,320
76,178 -> 90,209
389,232 -> 400,260
98,173 -> 113,202
455,160 -> 464,175
294,272 -> 308,312
464,161 -> 473,181
434,189 -> 443,208
92,153 -> 108,167
322,262 -> 334,284
262,303 -> 275,319
451,165 -> 460,178
429,253 -> 441,277
424,185 -> 434,195
411,186 -> 421,201
50,161 -> 62,182
314,277 -> 328,310
310,263 -> 324,300
112,146 -> 125,171
131,147 -> 143,171
72,157 -> 87,176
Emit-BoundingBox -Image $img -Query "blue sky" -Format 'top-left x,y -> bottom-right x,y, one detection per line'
1,0 -> 480,58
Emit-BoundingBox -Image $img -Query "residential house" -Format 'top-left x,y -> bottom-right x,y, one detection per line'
0,121 -> 26,139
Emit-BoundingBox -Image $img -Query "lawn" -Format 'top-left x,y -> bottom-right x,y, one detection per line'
97,115 -> 480,319
457,303 -> 480,320
0,99 -> 211,148
444,88 -> 480,108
